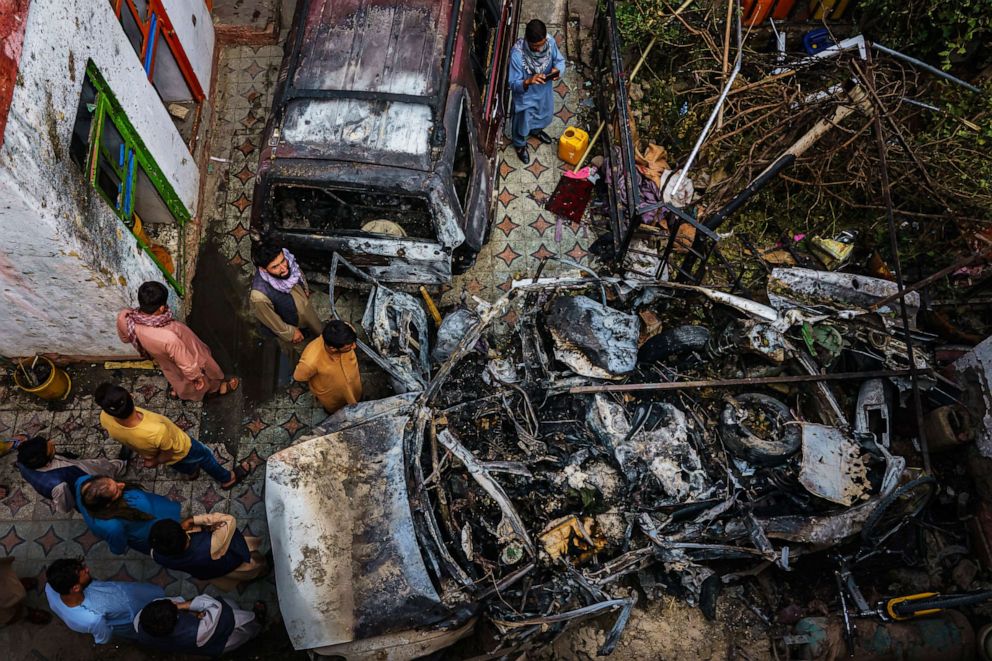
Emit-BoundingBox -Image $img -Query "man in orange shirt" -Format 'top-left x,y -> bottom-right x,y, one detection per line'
292,321 -> 363,414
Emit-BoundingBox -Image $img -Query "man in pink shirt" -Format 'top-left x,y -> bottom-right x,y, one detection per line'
117,282 -> 239,402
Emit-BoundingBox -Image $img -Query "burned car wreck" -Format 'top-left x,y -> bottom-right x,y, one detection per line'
251,0 -> 520,284
265,255 -> 964,658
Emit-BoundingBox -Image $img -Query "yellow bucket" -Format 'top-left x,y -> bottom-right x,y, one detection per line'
558,127 -> 590,166
13,356 -> 72,400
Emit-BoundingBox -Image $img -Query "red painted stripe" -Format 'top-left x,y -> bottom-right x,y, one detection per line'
151,0 -> 205,101
0,0 -> 31,149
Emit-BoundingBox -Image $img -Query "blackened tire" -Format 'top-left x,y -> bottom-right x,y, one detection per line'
638,325 -> 711,365
719,393 -> 801,466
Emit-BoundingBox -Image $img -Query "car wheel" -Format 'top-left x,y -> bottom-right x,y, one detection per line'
719,393 -> 801,466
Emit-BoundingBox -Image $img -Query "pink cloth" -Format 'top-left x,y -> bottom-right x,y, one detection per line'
116,311 -> 225,401
122,308 -> 174,357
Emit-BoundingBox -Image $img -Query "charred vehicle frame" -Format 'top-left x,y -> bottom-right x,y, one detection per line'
251,0 -> 520,284
266,252 -> 954,657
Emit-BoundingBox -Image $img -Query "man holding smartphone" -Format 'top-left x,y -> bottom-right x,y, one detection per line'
508,19 -> 566,165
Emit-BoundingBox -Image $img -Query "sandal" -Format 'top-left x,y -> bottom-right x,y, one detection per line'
218,377 -> 240,396
221,460 -> 254,490
204,377 -> 241,401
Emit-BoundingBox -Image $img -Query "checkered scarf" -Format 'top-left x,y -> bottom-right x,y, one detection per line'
258,249 -> 307,295
124,309 -> 174,358
514,37 -> 553,76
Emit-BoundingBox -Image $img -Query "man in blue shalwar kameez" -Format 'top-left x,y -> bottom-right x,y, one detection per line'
508,19 -> 566,165
45,559 -> 165,644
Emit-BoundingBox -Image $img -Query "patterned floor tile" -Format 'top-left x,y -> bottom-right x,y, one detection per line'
41,519 -> 89,556
150,480 -> 193,510
31,498 -> 77,522
16,411 -> 52,438
243,414 -> 271,439
144,565 -> 185,594
0,410 -> 18,435
73,525 -> 107,555
85,559 -> 145,584
230,482 -> 265,519
0,524 -> 27,556
254,424 -> 291,446
0,488 -> 35,519
28,523 -> 70,559
189,483 -> 230,516
48,410 -> 93,445
495,244 -> 523,267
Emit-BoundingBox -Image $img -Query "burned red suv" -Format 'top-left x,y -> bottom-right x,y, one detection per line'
251,0 -> 519,283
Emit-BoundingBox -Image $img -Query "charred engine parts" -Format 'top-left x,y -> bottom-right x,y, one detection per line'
305,254 -> 981,658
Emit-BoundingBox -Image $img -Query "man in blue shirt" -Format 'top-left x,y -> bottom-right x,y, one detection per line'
507,19 -> 566,165
44,558 -> 164,644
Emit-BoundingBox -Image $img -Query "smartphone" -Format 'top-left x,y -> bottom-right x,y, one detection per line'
547,69 -> 560,81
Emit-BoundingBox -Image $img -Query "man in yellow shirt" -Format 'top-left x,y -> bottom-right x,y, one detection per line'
292,321 -> 363,414
94,383 -> 252,490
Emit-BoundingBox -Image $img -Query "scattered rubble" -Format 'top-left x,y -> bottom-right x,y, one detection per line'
262,0 -> 992,656
270,239 -> 991,656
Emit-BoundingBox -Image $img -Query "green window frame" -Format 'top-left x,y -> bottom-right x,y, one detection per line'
73,61 -> 188,295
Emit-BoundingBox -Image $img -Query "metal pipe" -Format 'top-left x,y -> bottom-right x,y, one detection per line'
864,49 -> 932,475
769,35 -> 979,94
873,42 -> 981,93
901,97 -> 983,131
670,0 -> 742,196
703,154 -> 795,229
868,252 -> 987,311
567,368 -> 932,394
574,122 -> 604,170
901,97 -> 941,112
628,36 -> 658,83
605,0 -> 643,259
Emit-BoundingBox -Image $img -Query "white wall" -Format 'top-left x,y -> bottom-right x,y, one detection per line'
0,0 -> 210,357
162,0 -> 215,96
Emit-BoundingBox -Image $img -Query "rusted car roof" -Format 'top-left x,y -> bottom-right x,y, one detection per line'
294,0 -> 447,96
275,0 -> 453,169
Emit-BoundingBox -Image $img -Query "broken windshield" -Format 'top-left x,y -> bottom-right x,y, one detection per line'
270,184 -> 435,239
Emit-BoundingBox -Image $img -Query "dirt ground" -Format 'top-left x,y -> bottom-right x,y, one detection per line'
554,604 -> 732,660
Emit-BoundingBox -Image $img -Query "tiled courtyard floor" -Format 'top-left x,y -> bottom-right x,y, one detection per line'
443,24 -> 600,325
0,6 -> 601,658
